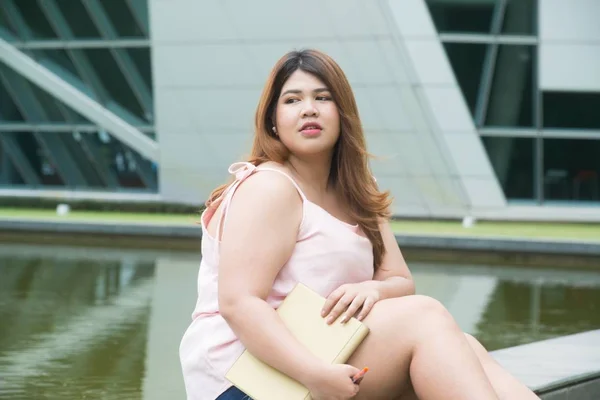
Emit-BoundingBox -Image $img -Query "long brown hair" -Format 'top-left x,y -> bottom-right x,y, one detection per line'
206,49 -> 392,270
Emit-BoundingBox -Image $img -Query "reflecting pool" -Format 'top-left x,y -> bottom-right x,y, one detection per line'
1,242 -> 599,399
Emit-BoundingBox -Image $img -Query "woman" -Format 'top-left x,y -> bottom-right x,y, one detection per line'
180,49 -> 538,400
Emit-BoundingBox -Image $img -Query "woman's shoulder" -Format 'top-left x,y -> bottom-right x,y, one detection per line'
226,164 -> 303,228
256,160 -> 292,174
236,163 -> 300,202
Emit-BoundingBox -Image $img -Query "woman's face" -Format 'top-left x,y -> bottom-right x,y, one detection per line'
274,69 -> 340,157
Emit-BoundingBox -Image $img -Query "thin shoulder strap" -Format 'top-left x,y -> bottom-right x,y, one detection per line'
255,167 -> 308,201
213,163 -> 307,251
214,162 -> 256,247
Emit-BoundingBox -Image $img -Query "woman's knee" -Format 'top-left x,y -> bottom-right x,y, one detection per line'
367,295 -> 455,331
399,295 -> 454,322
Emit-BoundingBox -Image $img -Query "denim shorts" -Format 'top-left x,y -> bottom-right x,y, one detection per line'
216,386 -> 251,400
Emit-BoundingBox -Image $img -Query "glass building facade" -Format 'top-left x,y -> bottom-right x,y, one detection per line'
427,0 -> 600,204
0,0 -> 156,193
0,0 -> 598,208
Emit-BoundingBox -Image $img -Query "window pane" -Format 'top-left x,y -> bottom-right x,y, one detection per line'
444,43 -> 487,118
127,48 -> 153,98
101,1 -> 145,38
0,7 -> 18,38
55,0 -> 101,38
62,107 -> 90,124
543,92 -> 600,130
47,93 -> 91,124
84,49 -> 145,121
57,132 -> 105,188
33,50 -> 80,80
0,142 -> 26,185
14,132 -> 64,186
482,137 -> 535,200
485,45 -> 535,127
426,0 -> 496,33
0,78 -> 25,121
543,138 -> 600,202
13,0 -> 58,39
91,132 -> 152,189
502,0 -> 536,35
29,85 -> 67,123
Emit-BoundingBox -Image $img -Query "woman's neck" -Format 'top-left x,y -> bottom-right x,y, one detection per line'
286,154 -> 333,195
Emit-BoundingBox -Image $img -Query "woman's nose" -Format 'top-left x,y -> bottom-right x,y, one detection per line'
301,100 -> 319,117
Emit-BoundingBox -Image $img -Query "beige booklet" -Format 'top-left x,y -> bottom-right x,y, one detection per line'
225,282 -> 370,400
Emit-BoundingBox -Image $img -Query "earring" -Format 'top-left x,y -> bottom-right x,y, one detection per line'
272,126 -> 277,134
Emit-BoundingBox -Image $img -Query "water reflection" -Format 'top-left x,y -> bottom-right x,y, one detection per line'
413,263 -> 600,350
0,243 -> 599,399
0,250 -> 158,400
477,280 -> 600,350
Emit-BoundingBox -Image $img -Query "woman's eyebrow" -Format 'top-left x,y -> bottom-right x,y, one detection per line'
280,87 -> 330,97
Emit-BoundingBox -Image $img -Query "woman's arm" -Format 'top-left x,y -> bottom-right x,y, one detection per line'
321,219 -> 415,323
217,172 -> 328,386
371,218 -> 415,299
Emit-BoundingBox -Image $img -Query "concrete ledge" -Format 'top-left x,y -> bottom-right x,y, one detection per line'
1,219 -> 600,258
491,330 -> 600,399
395,234 -> 600,256
0,219 -> 202,238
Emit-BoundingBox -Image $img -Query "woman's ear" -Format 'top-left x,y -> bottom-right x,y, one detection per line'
271,119 -> 278,135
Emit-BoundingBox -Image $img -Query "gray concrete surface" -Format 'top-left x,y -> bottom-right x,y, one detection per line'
491,330 -> 600,399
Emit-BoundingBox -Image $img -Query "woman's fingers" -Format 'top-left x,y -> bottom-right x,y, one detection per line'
340,295 -> 365,323
357,296 -> 376,321
321,286 -> 346,318
325,293 -> 354,324
321,284 -> 379,324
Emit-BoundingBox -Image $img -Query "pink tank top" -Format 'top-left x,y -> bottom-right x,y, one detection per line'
179,162 -> 374,400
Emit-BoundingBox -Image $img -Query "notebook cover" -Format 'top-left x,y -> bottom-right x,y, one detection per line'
225,283 -> 370,400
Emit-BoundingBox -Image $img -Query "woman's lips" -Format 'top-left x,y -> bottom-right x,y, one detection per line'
300,128 -> 322,136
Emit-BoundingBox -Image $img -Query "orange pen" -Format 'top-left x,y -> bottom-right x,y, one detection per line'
352,367 -> 369,384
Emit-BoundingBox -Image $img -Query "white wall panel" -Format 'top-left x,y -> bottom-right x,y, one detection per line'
420,86 -> 475,132
375,175 -> 425,205
152,0 -> 499,215
340,40 -> 399,85
539,0 -> 600,41
539,0 -> 600,92
540,44 -> 600,92
462,177 -> 506,208
366,133 -> 406,175
393,133 -> 436,176
378,39 -> 412,85
361,86 -> 415,131
323,0 -> 390,37
387,0 -> 438,38
405,40 -> 455,85
222,0 -> 334,41
153,45 -> 260,87
150,0 -> 237,43
443,133 -> 496,177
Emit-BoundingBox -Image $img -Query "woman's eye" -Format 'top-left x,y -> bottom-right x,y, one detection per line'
316,96 -> 332,101
284,98 -> 299,104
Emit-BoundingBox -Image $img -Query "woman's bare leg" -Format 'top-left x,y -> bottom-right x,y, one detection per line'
347,295 -> 498,400
397,334 -> 539,400
463,334 -> 539,399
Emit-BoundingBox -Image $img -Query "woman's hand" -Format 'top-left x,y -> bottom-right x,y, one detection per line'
321,281 -> 382,324
304,364 -> 361,400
